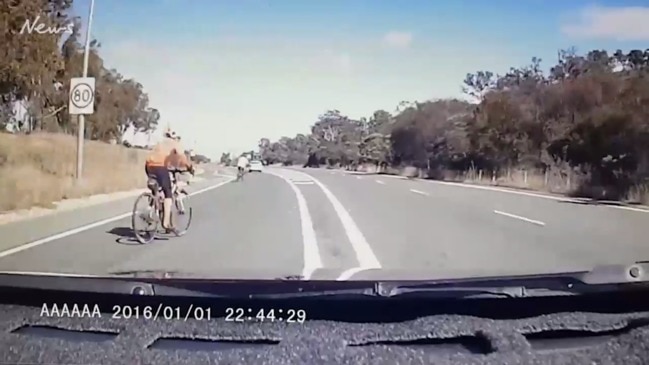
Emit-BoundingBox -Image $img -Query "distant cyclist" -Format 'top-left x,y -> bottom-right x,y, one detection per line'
145,128 -> 194,232
236,153 -> 249,177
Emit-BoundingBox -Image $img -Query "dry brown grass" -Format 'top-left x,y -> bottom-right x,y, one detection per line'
450,168 -> 575,195
626,184 -> 649,205
358,163 -> 649,205
0,132 -> 148,212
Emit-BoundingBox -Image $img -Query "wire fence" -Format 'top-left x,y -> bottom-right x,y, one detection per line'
352,163 -> 649,205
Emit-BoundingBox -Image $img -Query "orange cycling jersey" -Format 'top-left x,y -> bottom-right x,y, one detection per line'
146,137 -> 190,169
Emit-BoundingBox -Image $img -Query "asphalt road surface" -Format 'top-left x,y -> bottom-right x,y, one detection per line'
0,166 -> 648,281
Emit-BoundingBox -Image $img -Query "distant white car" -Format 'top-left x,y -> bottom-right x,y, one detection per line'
249,160 -> 263,172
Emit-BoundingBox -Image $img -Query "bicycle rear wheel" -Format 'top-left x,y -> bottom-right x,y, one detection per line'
132,192 -> 158,244
171,190 -> 192,236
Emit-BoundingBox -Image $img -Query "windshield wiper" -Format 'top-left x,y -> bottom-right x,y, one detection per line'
369,282 -> 581,299
234,282 -> 581,300
233,280 -> 631,300
1,262 -> 649,300
97,272 -> 579,298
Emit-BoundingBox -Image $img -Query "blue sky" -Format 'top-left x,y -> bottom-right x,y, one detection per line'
68,0 -> 649,158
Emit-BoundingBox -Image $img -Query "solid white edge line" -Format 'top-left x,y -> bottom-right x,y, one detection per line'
493,210 -> 546,226
291,167 -> 649,213
410,189 -> 429,196
0,177 -> 235,259
295,170 -> 382,274
430,179 -> 575,201
425,179 -> 649,213
337,267 -> 373,281
0,271 -> 103,277
264,170 -> 322,280
376,180 -> 385,185
608,205 -> 649,213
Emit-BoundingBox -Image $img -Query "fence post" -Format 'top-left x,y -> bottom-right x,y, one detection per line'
544,170 -> 549,187
492,170 -> 496,183
524,170 -> 528,186
479,170 -> 483,181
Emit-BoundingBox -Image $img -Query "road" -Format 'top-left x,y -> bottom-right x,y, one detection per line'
0,166 -> 648,281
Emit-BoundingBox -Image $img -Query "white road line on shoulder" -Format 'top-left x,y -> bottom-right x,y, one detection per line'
0,177 -> 235,259
265,171 -> 322,279
0,271 -> 102,277
337,267 -> 372,281
293,181 -> 315,185
493,210 -> 546,226
611,205 -> 649,213
390,176 -> 649,214
424,179 -> 648,214
295,171 -> 382,273
428,179 -> 576,202
410,189 -> 429,196
376,180 -> 385,185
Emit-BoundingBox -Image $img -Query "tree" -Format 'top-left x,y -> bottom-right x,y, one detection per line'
257,47 -> 649,201
1,0 -> 163,145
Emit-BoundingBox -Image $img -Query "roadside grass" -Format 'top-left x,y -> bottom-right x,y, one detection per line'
627,184 -> 649,205
450,168 -> 649,205
351,163 -> 649,205
0,133 -> 147,212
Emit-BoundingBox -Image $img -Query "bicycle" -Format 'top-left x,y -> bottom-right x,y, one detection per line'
131,169 -> 193,244
235,166 -> 246,182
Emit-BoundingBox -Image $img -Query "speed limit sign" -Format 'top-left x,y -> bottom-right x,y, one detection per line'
69,77 -> 95,115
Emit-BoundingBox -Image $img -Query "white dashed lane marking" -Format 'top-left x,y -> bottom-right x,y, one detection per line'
493,210 -> 546,226
409,189 -> 429,196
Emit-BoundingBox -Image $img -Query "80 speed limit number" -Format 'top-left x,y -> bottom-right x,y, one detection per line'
112,304 -> 212,321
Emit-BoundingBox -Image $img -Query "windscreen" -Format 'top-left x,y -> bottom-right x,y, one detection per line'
0,1 -> 648,282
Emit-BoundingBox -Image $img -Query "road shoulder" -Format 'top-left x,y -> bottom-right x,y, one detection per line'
0,175 -> 230,253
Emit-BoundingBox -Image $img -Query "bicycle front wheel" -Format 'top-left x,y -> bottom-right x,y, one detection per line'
171,190 -> 192,236
132,192 -> 158,244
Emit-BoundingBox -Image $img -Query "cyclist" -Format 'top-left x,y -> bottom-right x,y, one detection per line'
236,153 -> 249,177
145,128 -> 194,232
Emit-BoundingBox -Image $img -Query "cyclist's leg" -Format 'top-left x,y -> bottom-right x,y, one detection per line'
170,171 -> 180,194
145,165 -> 157,195
150,166 -> 173,229
161,170 -> 174,229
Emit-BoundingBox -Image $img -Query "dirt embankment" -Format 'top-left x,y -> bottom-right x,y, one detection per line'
0,133 -> 148,212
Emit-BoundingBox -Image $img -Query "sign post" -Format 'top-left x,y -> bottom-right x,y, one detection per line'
69,77 -> 96,180
70,0 -> 95,182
